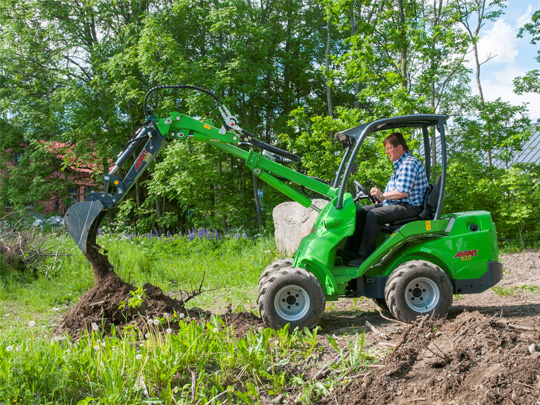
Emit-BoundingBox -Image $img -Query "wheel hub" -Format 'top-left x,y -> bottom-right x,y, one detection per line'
404,277 -> 440,313
274,285 -> 310,322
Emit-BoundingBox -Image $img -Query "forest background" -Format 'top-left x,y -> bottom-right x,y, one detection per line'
1,0 -> 540,247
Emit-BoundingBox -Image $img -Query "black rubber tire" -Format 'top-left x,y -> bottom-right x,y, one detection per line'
258,258 -> 294,294
385,260 -> 453,323
372,298 -> 390,313
258,267 -> 326,330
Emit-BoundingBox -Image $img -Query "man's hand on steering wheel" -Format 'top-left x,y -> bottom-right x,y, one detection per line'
353,180 -> 376,204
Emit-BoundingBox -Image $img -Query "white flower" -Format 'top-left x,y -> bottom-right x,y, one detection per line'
94,345 -> 100,351
136,354 -> 142,360
166,328 -> 172,334
139,343 -> 145,348
147,319 -> 153,325
15,346 -> 20,352
153,319 -> 160,326
6,346 -> 13,352
214,327 -> 219,333
179,313 -> 185,319
145,333 -> 151,339
91,322 -> 99,331
28,321 -> 35,327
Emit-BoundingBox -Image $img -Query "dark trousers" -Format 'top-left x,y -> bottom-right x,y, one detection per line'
352,203 -> 422,258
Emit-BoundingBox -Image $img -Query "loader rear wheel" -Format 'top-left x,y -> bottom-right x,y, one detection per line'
258,267 -> 325,330
258,258 -> 294,294
385,260 -> 453,323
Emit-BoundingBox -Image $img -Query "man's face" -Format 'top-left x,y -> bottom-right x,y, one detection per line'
385,143 -> 405,162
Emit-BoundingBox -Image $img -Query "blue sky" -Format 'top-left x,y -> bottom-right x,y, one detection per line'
477,0 -> 540,119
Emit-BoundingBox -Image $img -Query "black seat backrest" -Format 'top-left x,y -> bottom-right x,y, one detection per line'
418,175 -> 442,220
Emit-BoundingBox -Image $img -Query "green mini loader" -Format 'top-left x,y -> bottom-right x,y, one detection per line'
64,85 -> 503,329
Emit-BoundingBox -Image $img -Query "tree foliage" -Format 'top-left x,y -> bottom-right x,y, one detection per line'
0,0 -> 538,242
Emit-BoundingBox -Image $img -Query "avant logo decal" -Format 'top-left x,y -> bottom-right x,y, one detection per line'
135,150 -> 153,171
454,250 -> 478,259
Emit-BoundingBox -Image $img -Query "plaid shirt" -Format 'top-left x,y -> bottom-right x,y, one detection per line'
384,151 -> 428,207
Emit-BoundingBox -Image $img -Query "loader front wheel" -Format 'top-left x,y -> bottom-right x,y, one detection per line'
258,258 -> 294,294
385,260 -> 453,323
258,267 -> 325,330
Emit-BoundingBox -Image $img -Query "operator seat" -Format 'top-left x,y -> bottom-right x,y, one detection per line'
383,175 -> 442,232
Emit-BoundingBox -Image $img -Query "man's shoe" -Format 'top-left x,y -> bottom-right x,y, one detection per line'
347,257 -> 366,267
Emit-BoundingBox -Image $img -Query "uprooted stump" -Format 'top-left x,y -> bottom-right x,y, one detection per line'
58,237 -> 210,339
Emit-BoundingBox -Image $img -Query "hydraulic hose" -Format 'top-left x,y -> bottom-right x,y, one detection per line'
143,85 -> 301,162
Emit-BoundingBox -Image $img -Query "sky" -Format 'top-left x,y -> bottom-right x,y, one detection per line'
475,0 -> 540,120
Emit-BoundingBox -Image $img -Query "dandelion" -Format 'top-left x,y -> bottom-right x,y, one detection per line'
15,346 -> 20,352
153,319 -> 160,326
28,321 -> 35,327
214,327 -> 219,333
145,333 -> 151,339
6,346 -> 13,352
136,354 -> 143,360
91,322 -> 99,331
179,313 -> 185,319
147,319 -> 153,325
166,328 -> 172,334
94,345 -> 100,351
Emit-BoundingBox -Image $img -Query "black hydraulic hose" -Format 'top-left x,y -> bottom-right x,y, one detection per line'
247,133 -> 300,162
144,85 -> 224,117
143,85 -> 301,162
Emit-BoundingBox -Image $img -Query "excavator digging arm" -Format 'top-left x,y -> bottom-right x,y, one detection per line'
64,87 -> 338,254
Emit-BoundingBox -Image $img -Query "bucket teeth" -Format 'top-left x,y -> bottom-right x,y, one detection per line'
64,200 -> 105,253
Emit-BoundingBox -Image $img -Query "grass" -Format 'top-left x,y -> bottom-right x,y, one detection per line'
0,229 -> 377,404
491,284 -> 540,297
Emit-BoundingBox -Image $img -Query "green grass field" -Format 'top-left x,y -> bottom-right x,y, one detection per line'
0,230 -> 374,404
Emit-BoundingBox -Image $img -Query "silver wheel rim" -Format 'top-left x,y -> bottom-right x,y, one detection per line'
404,277 -> 440,313
274,285 -> 310,321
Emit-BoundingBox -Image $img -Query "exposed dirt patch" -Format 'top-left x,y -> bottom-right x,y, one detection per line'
320,312 -> 540,404
315,250 -> 540,404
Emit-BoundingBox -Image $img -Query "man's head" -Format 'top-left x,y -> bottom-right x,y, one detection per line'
383,132 -> 409,162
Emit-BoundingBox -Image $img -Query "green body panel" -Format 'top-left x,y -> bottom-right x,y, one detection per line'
294,205 -> 499,300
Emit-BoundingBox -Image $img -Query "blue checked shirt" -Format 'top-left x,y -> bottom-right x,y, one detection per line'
384,151 -> 428,207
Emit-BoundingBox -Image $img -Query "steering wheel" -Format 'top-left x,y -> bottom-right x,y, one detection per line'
353,180 -> 377,204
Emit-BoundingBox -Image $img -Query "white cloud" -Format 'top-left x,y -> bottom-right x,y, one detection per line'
481,66 -> 540,118
477,19 -> 519,65
516,5 -> 534,29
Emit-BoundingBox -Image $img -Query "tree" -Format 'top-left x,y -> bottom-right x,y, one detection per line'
450,0 -> 507,166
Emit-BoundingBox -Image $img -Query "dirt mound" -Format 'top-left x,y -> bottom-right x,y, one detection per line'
58,239 -> 265,338
58,273 -> 212,338
323,311 -> 540,404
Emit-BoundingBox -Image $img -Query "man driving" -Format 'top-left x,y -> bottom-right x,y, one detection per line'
348,132 -> 428,267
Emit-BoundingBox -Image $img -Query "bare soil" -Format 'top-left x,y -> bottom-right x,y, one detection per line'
59,250 -> 540,403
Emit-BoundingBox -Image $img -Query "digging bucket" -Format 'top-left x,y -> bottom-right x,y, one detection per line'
64,200 -> 106,254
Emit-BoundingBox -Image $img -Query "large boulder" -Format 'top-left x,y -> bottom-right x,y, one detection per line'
273,199 -> 329,255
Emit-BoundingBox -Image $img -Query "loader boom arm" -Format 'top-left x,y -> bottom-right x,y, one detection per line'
65,111 -> 338,253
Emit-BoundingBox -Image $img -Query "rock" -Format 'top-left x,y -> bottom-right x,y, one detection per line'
273,199 -> 329,255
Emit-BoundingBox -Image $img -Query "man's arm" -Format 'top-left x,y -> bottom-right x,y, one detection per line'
370,187 -> 408,201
